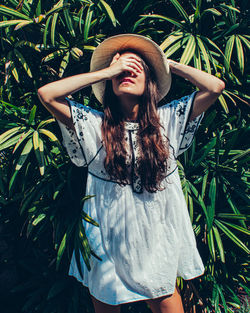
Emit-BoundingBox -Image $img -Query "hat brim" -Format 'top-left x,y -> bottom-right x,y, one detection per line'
90,34 -> 171,104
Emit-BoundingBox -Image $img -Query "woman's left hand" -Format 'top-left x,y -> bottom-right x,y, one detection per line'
167,59 -> 225,120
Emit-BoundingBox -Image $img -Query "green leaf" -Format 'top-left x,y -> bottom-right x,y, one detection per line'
84,5 -> 93,42
59,51 -> 70,77
165,36 -> 188,58
28,105 -> 37,125
56,232 -> 67,270
63,8 -> 75,37
99,0 -> 117,27
219,4 -> 240,13
213,226 -> 225,263
81,211 -> 99,227
14,20 -> 33,30
217,213 -> 248,221
42,49 -> 65,62
15,138 -> 33,171
32,213 -> 46,226
189,182 -> 209,222
160,33 -> 183,51
37,118 -> 55,130
218,94 -> 229,114
217,284 -> 228,313
235,35 -> 244,74
238,35 -> 250,50
15,40 -> 40,52
0,5 -> 32,20
122,0 -> 133,14
38,137 -> 45,176
78,222 -> 91,271
202,8 -> 222,17
39,129 -> 59,142
193,137 -> 216,168
46,1 -> 70,17
225,35 -> 235,72
9,170 -> 18,193
207,228 -> 216,261
214,219 -> 249,254
193,44 -> 202,70
0,126 -> 24,145
169,0 -> 190,23
43,15 -> 52,47
201,172 -> 208,199
220,221 -> 250,236
207,177 -> 216,231
33,131 -> 44,176
12,129 -> 32,154
9,60 -> 20,83
51,12 -> 59,46
0,19 -> 29,28
197,36 -> 211,73
180,35 -> 196,65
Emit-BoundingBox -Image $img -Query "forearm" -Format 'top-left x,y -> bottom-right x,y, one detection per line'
38,68 -> 111,103
168,60 -> 225,94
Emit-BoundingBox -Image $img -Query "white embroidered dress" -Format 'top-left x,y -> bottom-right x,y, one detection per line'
57,91 -> 205,305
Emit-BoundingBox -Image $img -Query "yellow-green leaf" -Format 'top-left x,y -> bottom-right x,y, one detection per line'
39,129 -> 59,142
15,138 -> 33,171
14,20 -> 33,31
160,33 -> 183,51
180,35 -> 196,65
235,35 -> 244,74
213,226 -> 225,263
225,35 -> 235,72
197,36 -> 211,73
59,51 -> 70,77
99,0 -> 117,27
14,49 -> 32,78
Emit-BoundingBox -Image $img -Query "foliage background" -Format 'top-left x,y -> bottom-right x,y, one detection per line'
0,0 -> 249,312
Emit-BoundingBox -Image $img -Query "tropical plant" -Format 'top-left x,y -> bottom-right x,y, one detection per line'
0,1 -> 249,313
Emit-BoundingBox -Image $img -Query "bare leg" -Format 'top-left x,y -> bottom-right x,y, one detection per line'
146,286 -> 185,313
91,296 -> 121,313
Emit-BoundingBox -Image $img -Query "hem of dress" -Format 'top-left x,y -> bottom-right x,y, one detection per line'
178,269 -> 205,281
68,273 -> 176,305
68,269 -> 205,306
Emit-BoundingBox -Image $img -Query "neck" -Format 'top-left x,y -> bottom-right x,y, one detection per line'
119,95 -> 140,121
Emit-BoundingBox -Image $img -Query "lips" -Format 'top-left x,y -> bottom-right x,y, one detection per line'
120,78 -> 134,84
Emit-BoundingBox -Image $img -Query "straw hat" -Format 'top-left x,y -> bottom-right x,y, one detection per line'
90,34 -> 171,104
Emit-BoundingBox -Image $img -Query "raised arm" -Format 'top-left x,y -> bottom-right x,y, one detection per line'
168,60 -> 225,120
38,70 -> 111,129
37,53 -> 143,129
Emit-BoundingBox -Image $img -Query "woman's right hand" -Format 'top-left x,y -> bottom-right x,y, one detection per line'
106,53 -> 143,79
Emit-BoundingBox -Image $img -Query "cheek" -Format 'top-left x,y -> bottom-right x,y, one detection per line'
139,78 -> 146,94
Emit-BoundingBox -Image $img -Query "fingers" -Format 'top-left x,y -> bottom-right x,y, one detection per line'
108,53 -> 144,78
126,57 -> 143,73
110,53 -> 120,65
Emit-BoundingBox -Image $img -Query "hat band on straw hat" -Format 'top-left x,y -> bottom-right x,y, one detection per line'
90,34 -> 171,104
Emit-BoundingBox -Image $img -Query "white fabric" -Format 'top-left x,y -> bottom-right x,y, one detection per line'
57,91 -> 205,305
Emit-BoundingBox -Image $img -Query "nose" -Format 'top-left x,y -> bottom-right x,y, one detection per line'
119,71 -> 136,79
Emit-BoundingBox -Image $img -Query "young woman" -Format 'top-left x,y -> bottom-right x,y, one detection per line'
38,34 -> 225,313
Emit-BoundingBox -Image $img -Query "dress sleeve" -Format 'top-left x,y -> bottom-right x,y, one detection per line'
57,98 -> 103,167
158,91 -> 204,157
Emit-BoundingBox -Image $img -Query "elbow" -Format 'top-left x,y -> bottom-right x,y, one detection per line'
37,86 -> 47,103
210,79 -> 225,95
37,86 -> 53,106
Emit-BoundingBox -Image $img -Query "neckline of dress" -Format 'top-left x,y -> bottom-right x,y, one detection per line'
124,121 -> 140,130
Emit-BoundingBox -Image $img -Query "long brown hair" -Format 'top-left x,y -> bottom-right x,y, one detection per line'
101,52 -> 169,192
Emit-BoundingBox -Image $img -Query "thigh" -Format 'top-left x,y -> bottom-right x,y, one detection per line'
146,286 -> 184,313
91,295 -> 121,313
